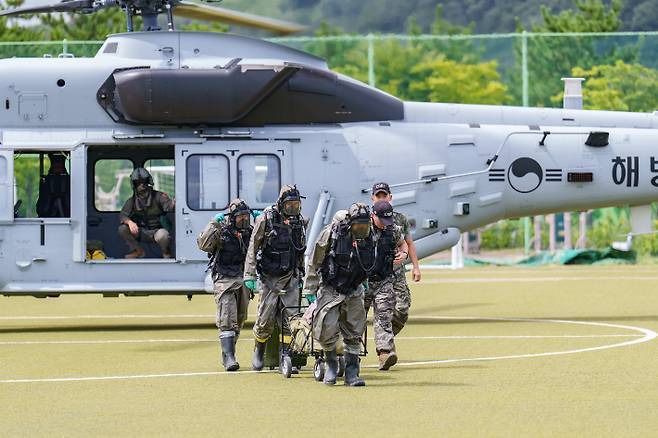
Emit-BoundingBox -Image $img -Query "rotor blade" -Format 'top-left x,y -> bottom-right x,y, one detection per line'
174,1 -> 305,35
0,0 -> 94,17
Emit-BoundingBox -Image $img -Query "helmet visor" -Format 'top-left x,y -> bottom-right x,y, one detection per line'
350,221 -> 371,240
281,200 -> 301,216
234,213 -> 251,230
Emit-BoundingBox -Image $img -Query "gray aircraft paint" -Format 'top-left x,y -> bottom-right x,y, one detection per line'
0,32 -> 657,296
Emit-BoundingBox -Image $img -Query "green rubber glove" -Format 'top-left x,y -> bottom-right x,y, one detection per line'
214,213 -> 225,223
251,210 -> 262,219
244,279 -> 257,293
362,281 -> 369,291
305,294 -> 316,303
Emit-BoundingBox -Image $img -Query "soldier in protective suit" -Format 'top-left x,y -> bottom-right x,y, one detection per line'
302,203 -> 375,387
364,200 -> 408,371
118,167 -> 175,259
243,185 -> 307,371
197,199 -> 254,371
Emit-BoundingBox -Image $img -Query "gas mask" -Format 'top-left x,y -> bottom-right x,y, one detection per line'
281,199 -> 301,217
349,220 -> 371,240
234,213 -> 251,230
347,203 -> 372,240
228,199 -> 252,230
277,185 -> 303,217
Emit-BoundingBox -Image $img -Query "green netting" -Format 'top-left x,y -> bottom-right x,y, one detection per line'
429,247 -> 637,267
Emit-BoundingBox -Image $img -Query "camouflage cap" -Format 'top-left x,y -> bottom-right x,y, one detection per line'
372,200 -> 394,226
372,182 -> 391,195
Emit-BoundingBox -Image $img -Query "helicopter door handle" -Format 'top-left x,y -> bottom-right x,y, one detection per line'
87,217 -> 102,226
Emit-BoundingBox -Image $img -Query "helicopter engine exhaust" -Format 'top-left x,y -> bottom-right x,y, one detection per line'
96,63 -> 404,126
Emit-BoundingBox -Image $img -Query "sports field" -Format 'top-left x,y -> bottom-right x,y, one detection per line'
1,266 -> 657,437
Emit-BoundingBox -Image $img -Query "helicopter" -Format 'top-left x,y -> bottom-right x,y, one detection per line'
0,0 -> 656,298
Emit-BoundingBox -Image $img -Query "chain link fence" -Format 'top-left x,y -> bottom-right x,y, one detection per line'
1,32 -> 656,108
2,32 -> 657,255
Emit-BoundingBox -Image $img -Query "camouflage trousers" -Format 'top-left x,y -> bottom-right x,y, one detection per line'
117,224 -> 171,255
312,285 -> 366,355
364,278 -> 396,354
252,276 -> 300,342
213,277 -> 251,338
392,268 -> 412,335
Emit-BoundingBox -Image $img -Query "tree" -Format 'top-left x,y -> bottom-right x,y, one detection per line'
408,57 -> 510,104
552,61 -> 658,112
512,0 -> 640,107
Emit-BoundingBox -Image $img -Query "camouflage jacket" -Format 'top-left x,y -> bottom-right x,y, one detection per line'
119,190 -> 174,230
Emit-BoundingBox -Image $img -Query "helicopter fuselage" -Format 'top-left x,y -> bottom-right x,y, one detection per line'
1,32 -> 657,297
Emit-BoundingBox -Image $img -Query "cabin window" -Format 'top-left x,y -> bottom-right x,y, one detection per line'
144,159 -> 175,199
14,151 -> 70,218
94,159 -> 133,212
186,154 -> 229,211
237,154 -> 280,208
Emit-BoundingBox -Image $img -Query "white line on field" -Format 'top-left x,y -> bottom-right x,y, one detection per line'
421,276 -> 658,284
0,314 -> 213,321
0,334 -> 642,346
0,316 -> 654,384
0,369 -> 279,383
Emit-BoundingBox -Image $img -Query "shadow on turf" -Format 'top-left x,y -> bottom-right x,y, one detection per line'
0,323 -> 219,334
2,314 -> 655,335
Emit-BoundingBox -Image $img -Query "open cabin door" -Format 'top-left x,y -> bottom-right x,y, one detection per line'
0,150 -> 14,224
175,141 -> 291,262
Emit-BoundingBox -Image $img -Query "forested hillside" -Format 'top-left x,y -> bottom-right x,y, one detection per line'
222,0 -> 657,33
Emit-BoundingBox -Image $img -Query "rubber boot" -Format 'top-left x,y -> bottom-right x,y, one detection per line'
323,349 -> 339,385
221,335 -> 239,371
252,340 -> 266,371
343,352 -> 365,387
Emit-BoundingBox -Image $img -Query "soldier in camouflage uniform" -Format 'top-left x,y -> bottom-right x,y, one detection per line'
243,185 -> 307,371
197,199 -> 254,371
363,200 -> 408,370
371,182 -> 421,336
303,203 -> 375,386
118,167 -> 175,259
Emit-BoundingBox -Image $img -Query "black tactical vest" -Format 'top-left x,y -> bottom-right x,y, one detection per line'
130,191 -> 165,230
257,209 -> 306,277
212,224 -> 252,278
321,223 -> 376,295
369,226 -> 397,282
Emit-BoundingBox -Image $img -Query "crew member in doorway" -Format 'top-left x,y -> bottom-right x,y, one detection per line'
197,199 -> 255,371
118,167 -> 175,259
36,153 -> 70,218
